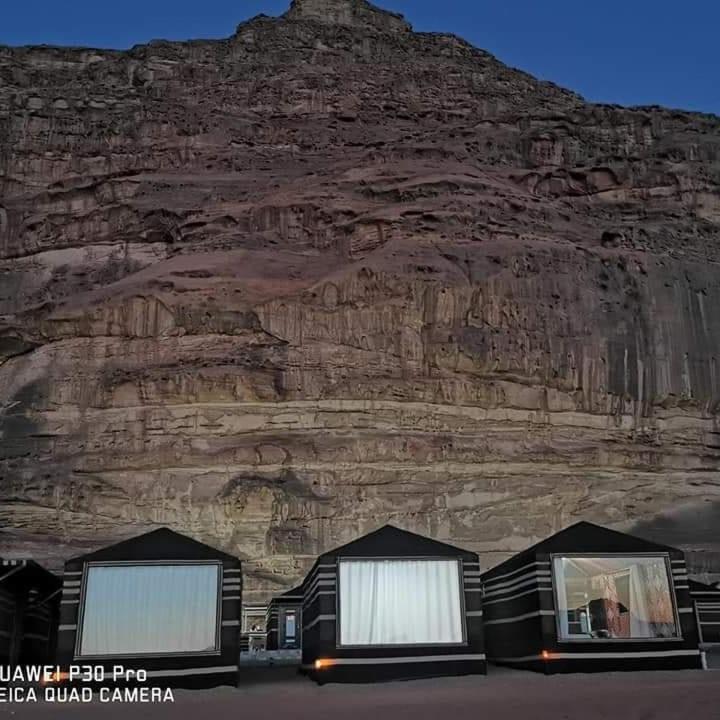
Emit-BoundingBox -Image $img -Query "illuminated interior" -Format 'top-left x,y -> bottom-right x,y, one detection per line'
553,556 -> 677,640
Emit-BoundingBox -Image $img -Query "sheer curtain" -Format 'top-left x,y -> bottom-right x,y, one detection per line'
80,564 -> 220,656
339,559 -> 463,646
553,558 -> 570,638
627,564 -> 652,637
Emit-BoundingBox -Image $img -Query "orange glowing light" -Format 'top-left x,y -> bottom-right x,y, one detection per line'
314,659 -> 334,670
541,650 -> 551,660
41,671 -> 68,685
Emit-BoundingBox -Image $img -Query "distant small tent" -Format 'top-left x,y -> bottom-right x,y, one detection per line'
0,558 -> 61,667
266,585 -> 303,651
241,603 -> 268,652
300,524 -> 486,683
57,528 -> 242,688
481,521 -> 702,673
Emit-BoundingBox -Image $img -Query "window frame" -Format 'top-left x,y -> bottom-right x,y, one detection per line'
335,555 -> 468,649
74,560 -> 224,660
550,552 -> 683,644
281,607 -> 299,647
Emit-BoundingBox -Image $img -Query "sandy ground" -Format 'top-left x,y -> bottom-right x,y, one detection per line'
0,666 -> 718,720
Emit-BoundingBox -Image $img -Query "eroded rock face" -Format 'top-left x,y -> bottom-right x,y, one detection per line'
1,0 -> 720,598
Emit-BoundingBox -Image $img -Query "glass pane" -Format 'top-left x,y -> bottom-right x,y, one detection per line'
285,612 -> 296,639
339,559 -> 463,646
80,564 -> 219,656
553,556 -> 677,640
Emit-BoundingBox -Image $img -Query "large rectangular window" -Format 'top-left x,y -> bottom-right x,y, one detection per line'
79,563 -> 220,657
553,556 -> 678,640
339,559 -> 463,646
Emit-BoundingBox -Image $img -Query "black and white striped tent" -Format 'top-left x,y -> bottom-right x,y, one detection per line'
301,524 -> 486,683
266,585 -> 303,651
240,603 -> 268,652
690,579 -> 720,647
0,558 -> 61,667
481,521 -> 703,673
57,528 -> 242,688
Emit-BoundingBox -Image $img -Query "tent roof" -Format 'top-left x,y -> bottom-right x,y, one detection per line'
68,527 -> 240,564
319,524 -> 475,559
526,521 -> 680,555
269,584 -> 304,605
0,558 -> 61,593
484,522 -> 681,579
281,584 -> 305,597
689,578 -> 720,595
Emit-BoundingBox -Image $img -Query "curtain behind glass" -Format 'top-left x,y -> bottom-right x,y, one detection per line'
285,612 -> 296,640
80,564 -> 219,656
339,559 -> 463,645
554,559 -> 570,638
553,556 -> 677,640
628,564 -> 652,637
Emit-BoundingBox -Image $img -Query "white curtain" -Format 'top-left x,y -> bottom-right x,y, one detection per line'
339,559 -> 463,646
553,558 -> 570,638
80,564 -> 219,656
629,564 -> 652,637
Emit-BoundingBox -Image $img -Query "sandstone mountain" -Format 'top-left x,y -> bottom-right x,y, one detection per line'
1,0 -> 719,599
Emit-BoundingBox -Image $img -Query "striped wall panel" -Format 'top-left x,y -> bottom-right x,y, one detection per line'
696,603 -> 720,644
0,562 -> 61,667
690,582 -> 720,645
482,555 -> 548,663
0,587 -> 16,665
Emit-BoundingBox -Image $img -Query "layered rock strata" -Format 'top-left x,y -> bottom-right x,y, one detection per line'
2,0 -> 720,597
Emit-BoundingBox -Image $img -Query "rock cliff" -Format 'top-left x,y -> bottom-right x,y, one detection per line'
2,0 -> 720,598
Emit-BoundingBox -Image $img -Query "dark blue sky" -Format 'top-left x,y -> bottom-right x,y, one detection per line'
2,0 -> 717,116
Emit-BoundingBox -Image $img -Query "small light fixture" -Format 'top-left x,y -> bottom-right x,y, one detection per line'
41,671 -> 66,684
315,659 -> 333,670
541,650 -> 551,660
